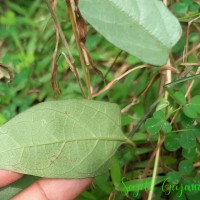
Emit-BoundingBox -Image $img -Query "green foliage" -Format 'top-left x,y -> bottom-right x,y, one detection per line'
145,110 -> 172,134
79,0 -> 182,65
166,171 -> 182,184
178,160 -> 194,175
164,133 -> 181,151
183,95 -> 200,118
172,0 -> 200,16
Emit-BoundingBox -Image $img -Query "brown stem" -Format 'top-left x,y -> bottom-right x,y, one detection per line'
0,63 -> 14,83
140,134 -> 166,179
45,0 -> 74,63
66,0 -> 92,99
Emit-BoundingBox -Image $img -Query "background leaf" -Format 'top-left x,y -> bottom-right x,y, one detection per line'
145,118 -> 163,135
164,134 -> 181,151
179,131 -> 196,149
79,0 -> 182,65
178,160 -> 194,175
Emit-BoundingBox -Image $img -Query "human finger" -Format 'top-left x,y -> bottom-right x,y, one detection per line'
0,170 -> 24,188
12,177 -> 93,200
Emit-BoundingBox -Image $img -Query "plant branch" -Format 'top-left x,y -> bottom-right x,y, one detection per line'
45,0 -> 74,63
61,52 -> 86,97
0,63 -> 14,83
66,0 -> 92,99
93,64 -> 150,97
50,0 -> 61,96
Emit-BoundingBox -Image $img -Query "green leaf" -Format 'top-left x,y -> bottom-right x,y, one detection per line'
179,132 -> 196,149
0,114 -> 6,125
182,147 -> 197,161
183,106 -> 197,118
183,95 -> 200,118
174,92 -> 187,105
111,157 -> 121,187
178,160 -> 194,175
94,173 -> 113,194
145,118 -> 163,135
172,2 -> 188,16
190,96 -> 200,113
162,122 -> 172,133
0,100 -> 127,178
164,134 -> 181,152
156,98 -> 169,111
189,32 -> 200,43
135,147 -> 152,155
153,110 -> 165,120
166,171 -> 181,184
173,191 -> 187,200
79,0 -> 182,65
181,0 -> 193,5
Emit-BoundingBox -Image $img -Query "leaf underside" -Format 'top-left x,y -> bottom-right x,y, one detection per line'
79,0 -> 182,65
0,99 -> 126,178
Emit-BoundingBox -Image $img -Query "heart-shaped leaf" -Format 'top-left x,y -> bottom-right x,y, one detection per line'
79,0 -> 182,65
0,100 -> 127,178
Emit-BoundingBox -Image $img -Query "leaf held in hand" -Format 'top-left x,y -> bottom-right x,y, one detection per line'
0,99 -> 127,178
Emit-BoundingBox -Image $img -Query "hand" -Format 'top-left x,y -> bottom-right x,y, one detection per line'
0,170 -> 92,200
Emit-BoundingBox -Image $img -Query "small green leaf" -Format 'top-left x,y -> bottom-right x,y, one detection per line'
183,96 -> 200,118
189,32 -> 200,43
174,92 -> 186,105
181,0 -> 193,5
173,192 -> 187,200
172,2 -> 188,16
135,147 -> 152,155
162,122 -> 172,133
145,118 -> 163,135
153,110 -> 165,120
182,148 -> 197,161
111,157 -> 121,187
166,171 -> 182,184
183,106 -> 197,118
94,173 -> 113,194
164,134 -> 180,151
190,95 -> 200,113
0,100 -> 127,178
0,114 -> 6,125
178,160 -> 194,175
156,98 -> 169,111
179,132 -> 196,149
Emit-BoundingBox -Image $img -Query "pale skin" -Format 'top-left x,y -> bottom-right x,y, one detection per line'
0,170 -> 92,200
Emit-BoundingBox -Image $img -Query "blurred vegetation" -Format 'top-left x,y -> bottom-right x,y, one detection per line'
0,0 -> 200,199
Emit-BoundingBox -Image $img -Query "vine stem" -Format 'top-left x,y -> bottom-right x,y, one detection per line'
66,0 -> 92,99
45,0 -> 74,63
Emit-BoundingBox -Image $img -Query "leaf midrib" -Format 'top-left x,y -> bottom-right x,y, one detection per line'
0,136 -> 126,153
